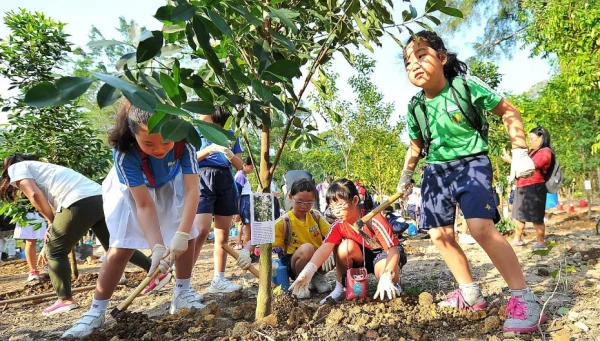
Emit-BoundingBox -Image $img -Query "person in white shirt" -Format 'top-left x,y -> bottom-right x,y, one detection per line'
0,154 -> 151,317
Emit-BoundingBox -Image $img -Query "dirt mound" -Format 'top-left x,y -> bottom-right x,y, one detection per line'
0,259 -> 29,276
0,271 -> 145,301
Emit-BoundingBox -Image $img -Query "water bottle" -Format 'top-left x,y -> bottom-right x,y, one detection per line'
6,238 -> 16,258
231,227 -> 238,237
407,222 -> 418,236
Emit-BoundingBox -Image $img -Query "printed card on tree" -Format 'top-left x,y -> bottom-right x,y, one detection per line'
250,192 -> 275,245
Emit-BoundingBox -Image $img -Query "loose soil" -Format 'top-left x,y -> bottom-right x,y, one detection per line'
2,206 -> 600,340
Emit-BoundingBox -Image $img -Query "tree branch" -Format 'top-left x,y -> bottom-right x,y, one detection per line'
487,25 -> 529,48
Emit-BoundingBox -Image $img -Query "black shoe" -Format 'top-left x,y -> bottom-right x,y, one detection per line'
250,254 -> 259,263
1,252 -> 7,261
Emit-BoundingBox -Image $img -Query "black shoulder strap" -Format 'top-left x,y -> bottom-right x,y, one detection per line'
449,76 -> 488,139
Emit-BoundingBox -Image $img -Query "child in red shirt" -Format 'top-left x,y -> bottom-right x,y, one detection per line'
289,179 -> 405,302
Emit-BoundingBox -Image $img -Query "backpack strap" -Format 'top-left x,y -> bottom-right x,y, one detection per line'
449,76 -> 488,141
134,143 -> 156,187
282,214 -> 291,255
409,91 -> 431,158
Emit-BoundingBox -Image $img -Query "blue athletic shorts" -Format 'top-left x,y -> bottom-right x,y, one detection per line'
197,167 -> 238,216
420,153 -> 500,229
239,194 -> 251,224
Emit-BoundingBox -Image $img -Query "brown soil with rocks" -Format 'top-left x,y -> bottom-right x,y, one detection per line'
2,206 -> 600,341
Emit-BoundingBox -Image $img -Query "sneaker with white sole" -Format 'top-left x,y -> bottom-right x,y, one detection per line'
310,272 -> 331,294
319,287 -> 345,304
208,278 -> 242,293
61,310 -> 105,338
503,292 -> 547,333
119,273 -> 127,285
142,272 -> 172,295
27,270 -> 40,282
438,288 -> 487,310
42,300 -> 79,316
458,233 -> 477,245
169,289 -> 206,314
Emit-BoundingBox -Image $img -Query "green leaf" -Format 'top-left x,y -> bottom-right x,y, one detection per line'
193,15 -> 223,76
270,30 -> 296,52
160,119 -> 190,142
352,13 -> 370,40
425,0 -> 446,13
157,103 -> 193,118
173,60 -> 181,85
261,60 -> 301,82
128,23 -> 141,42
230,69 -> 251,85
409,4 -> 418,19
192,120 -> 231,146
97,83 -> 122,108
159,72 -> 180,102
115,52 -> 136,71
194,87 -> 213,103
251,80 -> 274,101
328,107 -> 342,123
557,307 -> 569,316
402,10 -> 412,22
139,73 -> 168,102
186,124 -> 202,148
185,23 -> 197,50
425,14 -> 441,25
24,82 -> 60,107
155,5 -> 174,21
291,136 -> 303,150
416,20 -> 434,32
358,39 -> 374,53
137,31 -> 164,63
292,117 -> 302,128
55,77 -> 94,102
163,24 -> 186,33
388,32 -> 404,48
227,4 -> 262,26
148,112 -> 169,133
207,9 -> 233,38
438,7 -> 463,18
268,6 -> 298,33
171,3 -> 196,22
271,96 -> 284,112
87,40 -> 125,48
550,269 -> 559,278
93,72 -> 157,113
182,101 -> 215,114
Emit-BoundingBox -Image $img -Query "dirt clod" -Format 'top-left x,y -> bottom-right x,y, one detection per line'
483,316 -> 501,333
418,292 -> 434,306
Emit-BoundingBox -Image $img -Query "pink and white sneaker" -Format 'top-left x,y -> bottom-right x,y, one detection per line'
27,270 -> 40,282
143,272 -> 173,295
42,300 -> 78,316
503,292 -> 547,333
438,288 -> 488,310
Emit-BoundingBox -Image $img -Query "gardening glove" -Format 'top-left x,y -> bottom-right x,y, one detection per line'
236,248 -> 252,270
204,144 -> 234,160
374,271 -> 400,301
397,169 -> 414,196
289,262 -> 318,298
148,244 -> 171,277
169,231 -> 189,263
321,251 -> 336,273
510,148 -> 535,179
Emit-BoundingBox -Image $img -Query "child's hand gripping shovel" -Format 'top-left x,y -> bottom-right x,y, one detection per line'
351,190 -> 404,249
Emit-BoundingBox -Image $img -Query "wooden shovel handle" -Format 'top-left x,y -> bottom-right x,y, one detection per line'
353,190 -> 404,229
115,267 -> 162,312
222,244 -> 260,278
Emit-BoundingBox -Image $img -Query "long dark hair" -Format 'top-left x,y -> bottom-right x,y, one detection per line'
108,101 -> 153,153
405,30 -> 468,80
0,153 -> 38,202
326,178 -> 359,206
530,126 -> 552,150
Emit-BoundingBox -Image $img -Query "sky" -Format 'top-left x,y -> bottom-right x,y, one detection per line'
0,0 -> 553,130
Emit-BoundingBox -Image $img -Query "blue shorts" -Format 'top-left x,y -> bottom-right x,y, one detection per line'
420,153 -> 499,229
239,195 -> 251,224
197,167 -> 238,216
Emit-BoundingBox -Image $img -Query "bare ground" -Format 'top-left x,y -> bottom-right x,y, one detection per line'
1,206 -> 599,341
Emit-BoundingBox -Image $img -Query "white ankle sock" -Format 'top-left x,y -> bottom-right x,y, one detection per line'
174,278 -> 191,294
511,287 -> 531,297
214,272 -> 225,281
90,298 -> 109,312
459,282 -> 482,304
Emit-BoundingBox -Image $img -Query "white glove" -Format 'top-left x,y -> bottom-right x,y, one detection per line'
511,148 -> 535,178
169,231 -> 189,263
397,169 -> 414,196
289,262 -> 318,298
148,244 -> 171,277
205,144 -> 234,160
237,248 -> 251,270
321,251 -> 336,273
374,271 -> 400,300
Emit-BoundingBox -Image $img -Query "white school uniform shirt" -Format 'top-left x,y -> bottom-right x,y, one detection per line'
8,161 -> 102,213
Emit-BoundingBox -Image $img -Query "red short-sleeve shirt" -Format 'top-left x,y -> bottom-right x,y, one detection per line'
323,213 -> 398,251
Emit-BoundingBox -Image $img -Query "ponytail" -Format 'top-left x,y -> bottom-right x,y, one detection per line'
405,30 -> 468,80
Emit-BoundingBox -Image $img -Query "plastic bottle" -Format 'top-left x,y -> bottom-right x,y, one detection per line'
6,238 -> 16,257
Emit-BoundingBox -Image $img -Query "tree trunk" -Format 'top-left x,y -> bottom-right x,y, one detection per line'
70,247 -> 78,279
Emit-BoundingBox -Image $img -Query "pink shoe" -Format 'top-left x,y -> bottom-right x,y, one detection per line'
42,300 -> 78,316
143,272 -> 172,295
27,270 -> 40,282
503,293 -> 547,333
438,288 -> 488,310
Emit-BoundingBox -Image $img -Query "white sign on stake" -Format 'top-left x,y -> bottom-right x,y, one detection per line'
584,180 -> 592,190
250,192 -> 275,245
